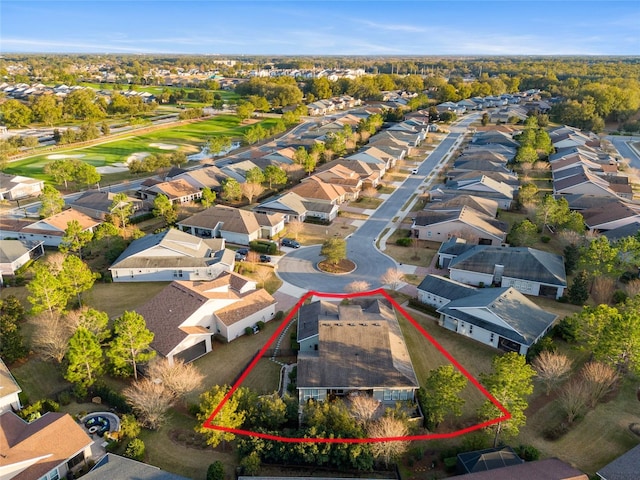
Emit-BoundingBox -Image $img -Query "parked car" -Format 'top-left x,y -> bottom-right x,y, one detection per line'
235,252 -> 246,261
411,168 -> 419,174
281,238 -> 300,248
259,255 -> 271,263
237,248 -> 249,255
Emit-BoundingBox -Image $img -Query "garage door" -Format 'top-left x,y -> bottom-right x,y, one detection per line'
175,340 -> 207,364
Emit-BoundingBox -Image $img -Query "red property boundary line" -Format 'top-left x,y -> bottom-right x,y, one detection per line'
202,288 -> 511,443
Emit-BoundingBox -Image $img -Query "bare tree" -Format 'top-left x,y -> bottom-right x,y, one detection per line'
348,394 -> 380,424
558,379 -> 589,424
411,236 -> 421,260
344,280 -> 371,293
533,161 -> 550,172
624,279 -> 640,297
30,312 -> 73,363
558,230 -> 583,247
145,357 -> 204,400
367,416 -> 410,467
123,378 -> 174,430
240,182 -> 265,205
591,276 -> 616,305
362,186 -> 378,198
246,251 -> 260,264
44,252 -> 66,275
254,266 -> 272,289
286,219 -> 304,240
532,351 -> 573,395
380,268 -> 404,291
581,361 -> 618,408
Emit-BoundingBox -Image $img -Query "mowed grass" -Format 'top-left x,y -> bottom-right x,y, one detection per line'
398,307 -> 496,424
4,115 -> 279,182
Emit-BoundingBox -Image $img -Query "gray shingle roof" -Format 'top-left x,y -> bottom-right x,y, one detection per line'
417,274 -> 477,300
84,453 -> 190,480
438,287 -> 558,346
596,444 -> 640,480
297,299 -> 418,390
449,246 -> 567,287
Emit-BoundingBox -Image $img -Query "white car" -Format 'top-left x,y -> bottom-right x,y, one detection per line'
411,168 -> 419,174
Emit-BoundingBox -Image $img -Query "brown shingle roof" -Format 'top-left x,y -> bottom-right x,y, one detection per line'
0,411 -> 93,480
214,289 -> 276,327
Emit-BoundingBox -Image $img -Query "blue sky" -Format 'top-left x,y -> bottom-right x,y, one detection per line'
2,1 -> 639,56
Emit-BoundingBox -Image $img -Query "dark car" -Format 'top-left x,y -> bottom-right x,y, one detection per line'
259,255 -> 271,263
237,248 -> 249,255
281,238 -> 300,248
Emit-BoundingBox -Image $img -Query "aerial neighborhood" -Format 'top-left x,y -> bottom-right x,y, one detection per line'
0,49 -> 639,480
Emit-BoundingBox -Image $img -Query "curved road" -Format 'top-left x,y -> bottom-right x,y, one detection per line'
276,114 -> 479,293
606,135 -> 640,170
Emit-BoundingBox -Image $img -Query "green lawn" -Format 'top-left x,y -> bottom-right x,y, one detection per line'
4,115 -> 278,183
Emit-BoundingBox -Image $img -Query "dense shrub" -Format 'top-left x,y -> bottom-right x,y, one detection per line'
124,438 -> 145,461
552,317 -> 578,343
543,421 -> 570,441
207,461 -> 225,480
396,237 -> 412,247
408,298 -> 439,317
256,321 -> 265,331
613,290 -> 628,304
541,235 -> 551,243
18,399 -> 60,421
249,240 -> 277,254
274,310 -> 284,321
515,444 -> 540,461
90,382 -> 132,413
245,326 -> 254,336
526,335 -> 556,361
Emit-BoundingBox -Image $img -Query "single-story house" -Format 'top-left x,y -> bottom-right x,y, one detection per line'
458,458 -> 587,480
0,239 -> 44,282
422,275 -> 558,355
448,245 -> 567,299
255,191 -> 339,223
309,164 -> 363,201
0,358 -> 21,414
82,453 -> 191,480
0,173 -> 44,201
445,175 -> 514,210
17,208 -> 101,247
0,411 -> 94,480
417,274 -> 477,308
580,201 -> 640,232
109,228 -> 234,282
139,179 -> 202,204
136,271 -> 276,364
69,190 -> 144,221
427,195 -> 500,219
296,298 -> 419,404
177,205 -> 284,245
411,206 -> 508,246
290,177 -> 347,205
336,159 -> 382,188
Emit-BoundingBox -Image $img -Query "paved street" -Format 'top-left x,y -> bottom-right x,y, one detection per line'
276,114 -> 479,293
606,135 -> 640,170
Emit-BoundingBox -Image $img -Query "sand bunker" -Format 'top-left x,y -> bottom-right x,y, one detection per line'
47,153 -> 86,160
149,143 -> 179,150
126,152 -> 151,164
97,162 -> 129,174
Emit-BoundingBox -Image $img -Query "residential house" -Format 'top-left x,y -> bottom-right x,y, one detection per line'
417,274 -> 477,308
553,166 -> 632,200
426,195 -> 500,219
447,170 -> 519,190
436,237 -> 476,269
445,175 -> 514,209
458,458 -> 587,480
139,179 -> 202,204
309,164 -> 363,201
336,159 -> 382,189
596,443 -> 640,480
470,130 -> 519,149
168,165 -> 229,193
489,106 -> 528,124
290,177 -> 347,205
0,359 -> 21,414
109,228 -> 234,282
0,239 -> 44,283
136,271 -> 276,363
448,245 -> 567,299
603,222 -> 640,242
411,206 -> 508,246
69,191 -> 144,220
0,173 -> 44,201
0,411 -> 93,480
348,146 -> 395,172
296,298 -> 419,404
254,191 -> 309,222
262,147 -> 297,165
581,201 -> 640,232
83,453 -> 190,480
419,275 -> 558,355
549,126 -> 599,149
18,208 -> 101,247
177,205 -> 284,244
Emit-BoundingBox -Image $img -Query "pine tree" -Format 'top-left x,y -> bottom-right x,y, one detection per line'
567,270 -> 590,305
65,327 -> 104,390
107,311 -> 155,379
